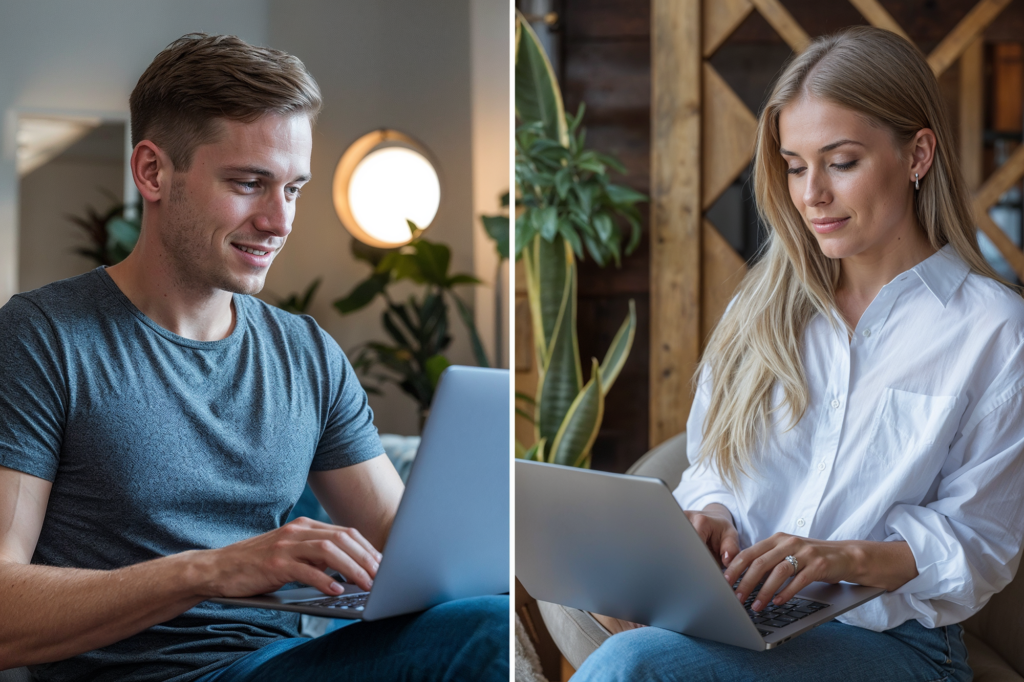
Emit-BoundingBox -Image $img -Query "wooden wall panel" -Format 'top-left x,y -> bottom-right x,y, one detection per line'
650,0 -> 702,448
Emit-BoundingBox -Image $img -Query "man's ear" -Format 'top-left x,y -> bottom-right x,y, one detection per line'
130,140 -> 174,204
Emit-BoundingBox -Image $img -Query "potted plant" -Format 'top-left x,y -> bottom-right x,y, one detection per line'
514,10 -> 647,469
334,221 -> 488,427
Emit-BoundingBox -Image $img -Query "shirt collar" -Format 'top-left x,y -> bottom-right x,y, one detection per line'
907,244 -> 970,308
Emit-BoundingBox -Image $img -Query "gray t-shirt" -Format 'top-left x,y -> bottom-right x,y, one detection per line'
0,268 -> 384,682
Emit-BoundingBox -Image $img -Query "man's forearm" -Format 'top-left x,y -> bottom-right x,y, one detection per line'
0,551 -> 210,669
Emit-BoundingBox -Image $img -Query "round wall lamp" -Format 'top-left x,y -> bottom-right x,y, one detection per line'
332,129 -> 441,248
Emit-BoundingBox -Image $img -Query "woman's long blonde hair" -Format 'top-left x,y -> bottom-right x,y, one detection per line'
697,26 -> 1009,486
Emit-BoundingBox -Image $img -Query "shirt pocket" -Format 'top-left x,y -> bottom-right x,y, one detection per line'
868,388 -> 959,467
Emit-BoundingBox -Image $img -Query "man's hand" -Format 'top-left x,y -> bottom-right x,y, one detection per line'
197,516 -> 384,599
684,503 -> 741,568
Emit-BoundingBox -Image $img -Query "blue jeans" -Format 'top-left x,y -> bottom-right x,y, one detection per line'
573,619 -> 972,682
194,595 -> 508,682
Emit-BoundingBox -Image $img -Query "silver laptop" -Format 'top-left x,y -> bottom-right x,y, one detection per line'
213,366 -> 510,621
515,460 -> 884,650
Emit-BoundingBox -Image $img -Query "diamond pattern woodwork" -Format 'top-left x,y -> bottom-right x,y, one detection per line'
702,63 -> 758,210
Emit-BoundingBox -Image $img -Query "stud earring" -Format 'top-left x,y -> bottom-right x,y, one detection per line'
915,173 -> 920,190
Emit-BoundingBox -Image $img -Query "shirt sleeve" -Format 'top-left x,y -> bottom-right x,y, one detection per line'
884,351 -> 1024,626
672,365 -> 744,534
309,329 -> 385,471
0,295 -> 67,481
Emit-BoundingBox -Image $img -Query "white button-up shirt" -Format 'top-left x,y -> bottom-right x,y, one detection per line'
673,245 -> 1024,631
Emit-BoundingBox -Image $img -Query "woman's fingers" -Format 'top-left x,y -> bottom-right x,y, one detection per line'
720,527 -> 741,567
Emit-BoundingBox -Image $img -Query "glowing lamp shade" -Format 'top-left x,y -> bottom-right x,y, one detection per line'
333,130 -> 441,248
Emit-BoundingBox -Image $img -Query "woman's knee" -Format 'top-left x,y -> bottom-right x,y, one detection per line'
575,628 -> 689,681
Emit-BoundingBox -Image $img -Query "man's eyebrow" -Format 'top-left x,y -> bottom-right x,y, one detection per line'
779,139 -> 864,156
224,165 -> 311,183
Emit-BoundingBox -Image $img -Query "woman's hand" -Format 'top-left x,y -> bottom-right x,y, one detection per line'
684,503 -> 741,568
722,533 -> 918,612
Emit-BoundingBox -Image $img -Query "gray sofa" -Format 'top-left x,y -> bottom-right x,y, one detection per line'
539,431 -> 1024,680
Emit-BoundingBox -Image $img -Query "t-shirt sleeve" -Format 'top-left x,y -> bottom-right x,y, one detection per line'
309,329 -> 384,471
0,295 -> 68,481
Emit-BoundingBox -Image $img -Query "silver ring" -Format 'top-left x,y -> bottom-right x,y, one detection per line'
785,555 -> 799,574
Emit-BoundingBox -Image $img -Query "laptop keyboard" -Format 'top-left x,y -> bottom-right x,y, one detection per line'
299,593 -> 369,611
731,579 -> 829,634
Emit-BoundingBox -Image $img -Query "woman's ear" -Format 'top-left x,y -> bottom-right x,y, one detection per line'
130,140 -> 173,204
909,128 -> 937,183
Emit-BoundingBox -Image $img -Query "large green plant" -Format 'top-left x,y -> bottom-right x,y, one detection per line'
334,222 -> 488,420
515,12 -> 646,468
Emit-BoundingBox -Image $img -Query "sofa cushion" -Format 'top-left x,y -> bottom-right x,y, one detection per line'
962,631 -> 1024,682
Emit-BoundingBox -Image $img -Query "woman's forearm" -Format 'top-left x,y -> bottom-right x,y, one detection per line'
845,539 -> 918,592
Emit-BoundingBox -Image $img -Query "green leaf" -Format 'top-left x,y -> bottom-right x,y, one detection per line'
351,238 -> 391,266
548,358 -> 604,467
515,213 -> 535,260
558,218 -> 583,260
535,235 -> 570,362
446,274 -> 481,286
536,254 -> 582,444
605,183 -> 647,206
581,232 -> 608,268
106,217 -> 140,254
598,299 -> 636,396
515,12 -> 569,146
554,167 -> 572,200
450,293 -> 490,368
425,354 -> 451,388
413,240 -> 451,285
481,215 -> 509,260
594,212 -> 614,242
515,407 -> 535,423
515,391 -> 537,405
624,212 -> 642,256
334,273 -> 389,314
538,206 -> 558,241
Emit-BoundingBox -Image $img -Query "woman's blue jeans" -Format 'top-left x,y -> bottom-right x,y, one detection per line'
573,619 -> 972,682
193,595 -> 508,681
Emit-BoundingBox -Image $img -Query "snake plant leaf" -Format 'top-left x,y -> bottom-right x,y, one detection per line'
598,299 -> 636,396
516,440 -> 529,459
536,254 -> 582,445
548,358 -> 604,467
536,235 -> 571,363
515,11 -> 569,147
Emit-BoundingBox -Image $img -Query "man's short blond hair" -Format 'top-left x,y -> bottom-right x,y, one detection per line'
129,33 -> 322,171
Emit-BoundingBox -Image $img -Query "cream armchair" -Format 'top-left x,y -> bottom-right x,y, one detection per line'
538,432 -> 1024,681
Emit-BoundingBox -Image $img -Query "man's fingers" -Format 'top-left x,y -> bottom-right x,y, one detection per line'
287,519 -> 383,562
297,539 -> 374,592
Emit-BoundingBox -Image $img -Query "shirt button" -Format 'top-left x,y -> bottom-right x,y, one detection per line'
863,329 -> 871,337
796,518 -> 806,527
830,399 -> 840,409
817,461 -> 826,471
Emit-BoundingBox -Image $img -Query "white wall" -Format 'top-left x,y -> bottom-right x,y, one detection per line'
0,0 -> 270,302
0,0 -> 508,436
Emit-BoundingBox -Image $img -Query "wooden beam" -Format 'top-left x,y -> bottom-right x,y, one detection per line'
701,221 -> 748,345
848,0 -> 911,42
651,0 -> 701,447
975,210 -> 1024,282
928,0 -> 1012,77
703,0 -> 753,58
959,37 -> 984,192
750,0 -> 810,53
992,43 -> 1024,132
974,141 -> 1024,209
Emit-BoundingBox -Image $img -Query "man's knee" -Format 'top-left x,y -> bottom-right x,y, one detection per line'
575,628 -> 684,681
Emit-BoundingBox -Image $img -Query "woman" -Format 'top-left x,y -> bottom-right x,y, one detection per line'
575,26 -> 1024,682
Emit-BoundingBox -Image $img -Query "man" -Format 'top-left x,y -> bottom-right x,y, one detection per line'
0,33 -> 507,681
